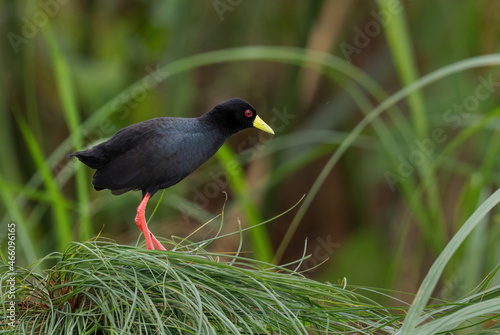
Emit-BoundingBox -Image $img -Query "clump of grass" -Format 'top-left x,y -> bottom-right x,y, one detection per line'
2,189 -> 500,334
1,239 -> 402,334
2,213 -> 500,335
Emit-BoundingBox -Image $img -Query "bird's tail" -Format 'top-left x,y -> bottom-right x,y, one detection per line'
68,148 -> 109,170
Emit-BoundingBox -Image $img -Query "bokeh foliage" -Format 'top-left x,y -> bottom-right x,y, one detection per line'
1,0 -> 500,324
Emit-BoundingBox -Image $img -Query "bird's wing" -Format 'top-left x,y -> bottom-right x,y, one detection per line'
92,121 -> 222,195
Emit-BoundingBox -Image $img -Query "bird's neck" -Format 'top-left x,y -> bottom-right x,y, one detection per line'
199,110 -> 241,137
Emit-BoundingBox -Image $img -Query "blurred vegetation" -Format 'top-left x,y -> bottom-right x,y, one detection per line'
1,0 -> 500,325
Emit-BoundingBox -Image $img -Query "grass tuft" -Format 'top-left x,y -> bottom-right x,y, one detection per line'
2,239 -> 401,334
2,194 -> 500,334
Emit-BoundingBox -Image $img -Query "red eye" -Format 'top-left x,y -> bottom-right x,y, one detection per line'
245,109 -> 253,118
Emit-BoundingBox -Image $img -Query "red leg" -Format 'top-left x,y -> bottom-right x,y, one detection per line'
135,193 -> 154,250
135,193 -> 166,251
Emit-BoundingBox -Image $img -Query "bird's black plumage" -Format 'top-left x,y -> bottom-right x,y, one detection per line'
70,98 -> 273,198
70,98 -> 274,250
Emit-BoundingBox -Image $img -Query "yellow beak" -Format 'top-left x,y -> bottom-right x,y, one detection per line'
253,115 -> 275,134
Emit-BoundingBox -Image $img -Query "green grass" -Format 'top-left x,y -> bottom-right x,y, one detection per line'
1,240 -> 404,334
215,145 -> 274,263
401,188 -> 500,333
16,117 -> 72,252
377,0 -> 445,251
1,197 -> 499,334
42,23 -> 91,242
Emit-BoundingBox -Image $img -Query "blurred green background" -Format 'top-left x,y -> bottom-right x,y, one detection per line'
1,0 -> 500,304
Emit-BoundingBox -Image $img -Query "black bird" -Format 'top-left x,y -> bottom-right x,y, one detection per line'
70,98 -> 274,250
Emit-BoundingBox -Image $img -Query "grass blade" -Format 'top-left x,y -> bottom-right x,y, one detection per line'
376,0 -> 445,249
414,298 -> 500,334
400,188 -> 500,333
216,144 -> 273,263
16,116 -> 72,251
42,24 -> 91,241
376,0 -> 427,137
275,53 -> 500,263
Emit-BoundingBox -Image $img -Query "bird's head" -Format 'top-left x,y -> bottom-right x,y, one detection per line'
208,98 -> 275,135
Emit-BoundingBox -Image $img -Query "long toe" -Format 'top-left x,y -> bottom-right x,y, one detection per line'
151,233 -> 166,251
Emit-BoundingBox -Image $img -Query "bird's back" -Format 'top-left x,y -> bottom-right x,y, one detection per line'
71,117 -> 228,196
